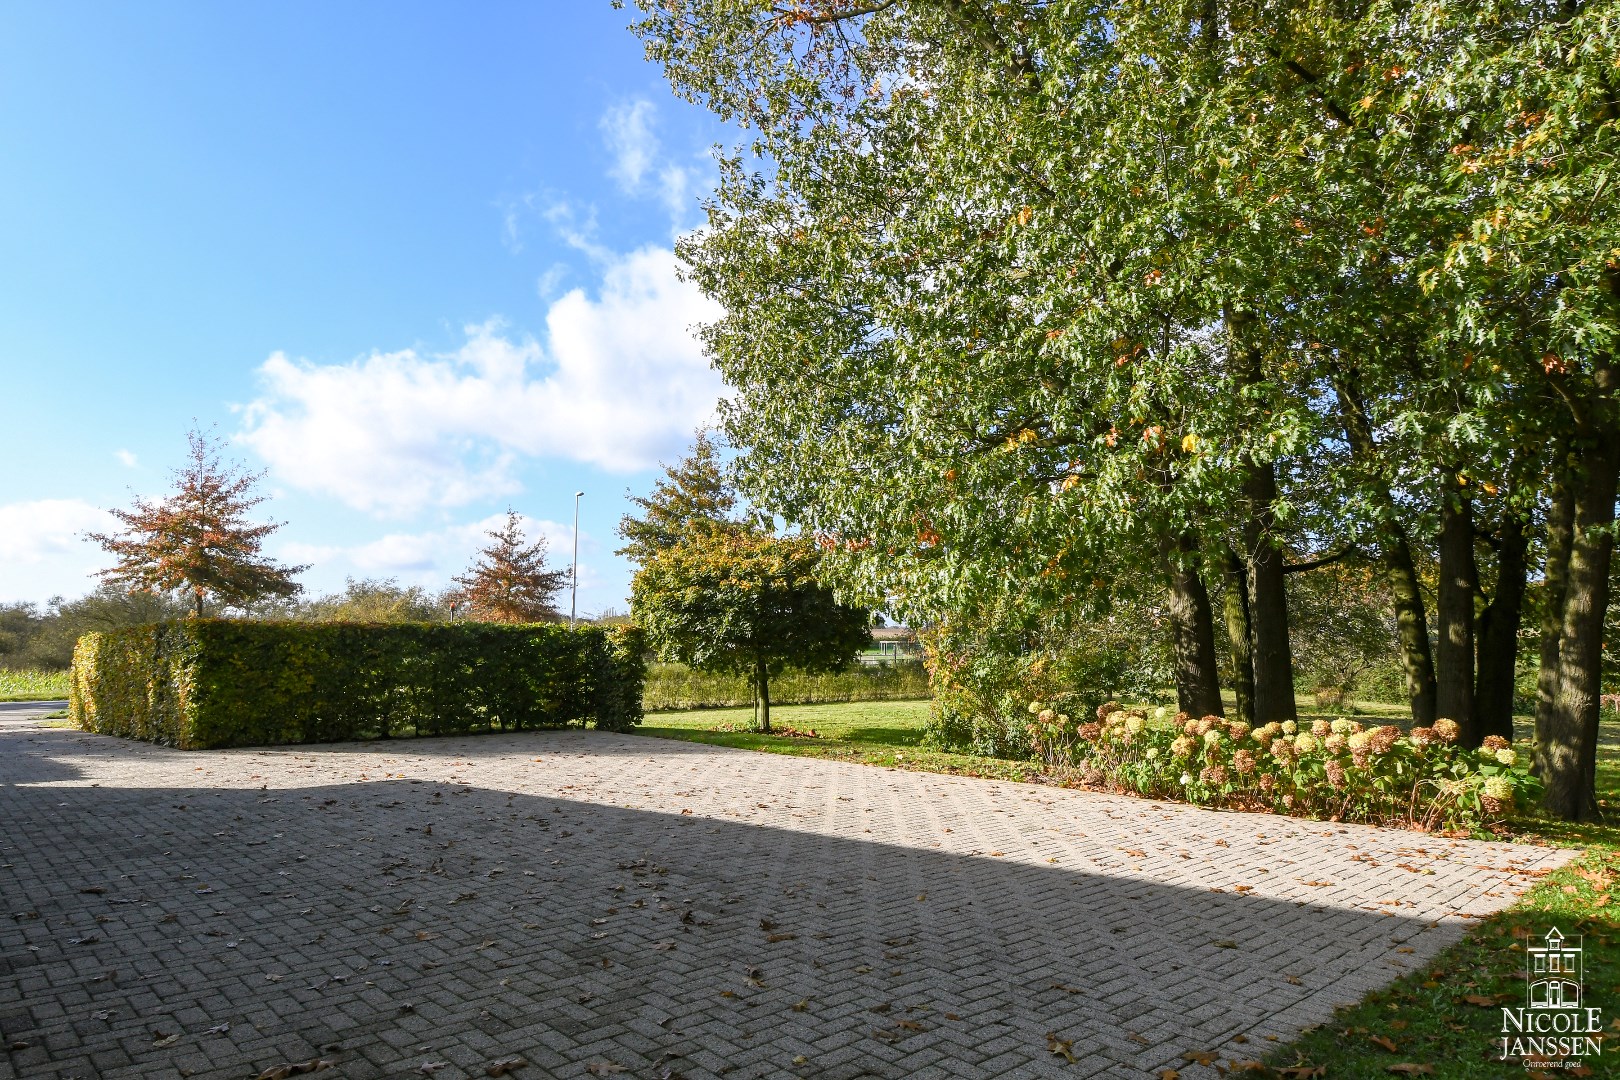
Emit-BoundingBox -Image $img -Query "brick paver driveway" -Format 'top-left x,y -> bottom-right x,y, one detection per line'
0,722 -> 1572,1080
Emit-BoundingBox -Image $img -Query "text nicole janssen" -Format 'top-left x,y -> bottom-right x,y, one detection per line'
1499,1007 -> 1605,1062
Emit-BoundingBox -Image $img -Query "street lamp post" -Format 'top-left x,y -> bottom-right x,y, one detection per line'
570,491 -> 584,628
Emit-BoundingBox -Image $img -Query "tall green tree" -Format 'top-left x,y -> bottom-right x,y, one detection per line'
632,0 -> 1619,816
616,431 -> 738,566
631,531 -> 871,732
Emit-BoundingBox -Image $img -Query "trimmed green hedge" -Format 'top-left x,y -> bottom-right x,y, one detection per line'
70,620 -> 647,749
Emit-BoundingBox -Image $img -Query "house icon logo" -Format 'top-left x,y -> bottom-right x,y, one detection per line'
1527,926 -> 1582,1010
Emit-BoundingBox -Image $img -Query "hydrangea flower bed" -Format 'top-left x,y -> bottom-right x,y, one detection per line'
1027,701 -> 1538,832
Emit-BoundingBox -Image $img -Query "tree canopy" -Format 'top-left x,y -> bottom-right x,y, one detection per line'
632,0 -> 1620,819
617,430 -> 739,566
89,430 -> 305,617
452,511 -> 569,623
631,528 -> 872,732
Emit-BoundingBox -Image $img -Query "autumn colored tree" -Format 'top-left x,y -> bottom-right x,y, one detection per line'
616,431 -> 740,566
631,530 -> 870,731
451,511 -> 568,623
89,430 -> 305,617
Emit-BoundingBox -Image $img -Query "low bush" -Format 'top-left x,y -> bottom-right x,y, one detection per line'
71,620 -> 646,749
1027,701 -> 1540,832
642,660 -> 928,711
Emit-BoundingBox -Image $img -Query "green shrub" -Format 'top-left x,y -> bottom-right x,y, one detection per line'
70,620 -> 646,749
1026,702 -> 1540,832
641,660 -> 928,711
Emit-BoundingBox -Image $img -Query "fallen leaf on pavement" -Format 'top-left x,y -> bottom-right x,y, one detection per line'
1182,1050 -> 1217,1065
1046,1033 -> 1076,1063
586,1063 -> 628,1075
485,1058 -> 527,1076
253,1061 -> 334,1080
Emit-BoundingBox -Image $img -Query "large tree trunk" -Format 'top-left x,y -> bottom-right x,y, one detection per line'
1534,476 -> 1575,773
1543,427 -> 1620,822
754,655 -> 772,733
1165,534 -> 1225,717
1475,513 -> 1528,745
1334,379 -> 1437,723
1243,482 -> 1298,723
1435,478 -> 1479,739
1227,308 -> 1297,723
1387,526 -> 1439,725
1222,548 -> 1256,725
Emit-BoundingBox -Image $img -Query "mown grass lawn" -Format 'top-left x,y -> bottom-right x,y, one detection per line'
635,700 -> 1618,1077
638,700 -> 1041,783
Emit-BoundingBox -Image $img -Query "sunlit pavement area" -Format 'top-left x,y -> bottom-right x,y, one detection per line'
0,721 -> 1572,1079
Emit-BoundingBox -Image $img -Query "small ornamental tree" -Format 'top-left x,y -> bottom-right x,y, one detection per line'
452,511 -> 568,623
89,430 -> 306,617
616,431 -> 739,566
631,530 -> 871,731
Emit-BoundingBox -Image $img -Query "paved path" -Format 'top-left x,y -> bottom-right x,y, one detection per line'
0,723 -> 1572,1080
0,702 -> 67,724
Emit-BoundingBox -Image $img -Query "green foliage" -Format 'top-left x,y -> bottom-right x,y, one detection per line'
0,669 -> 72,701
631,0 -> 1620,815
632,530 -> 871,723
295,578 -> 450,623
642,660 -> 928,711
1283,561 -> 1402,696
0,586 -> 192,671
617,430 -> 740,566
923,601 -> 1172,757
1035,706 -> 1540,832
70,620 -> 646,749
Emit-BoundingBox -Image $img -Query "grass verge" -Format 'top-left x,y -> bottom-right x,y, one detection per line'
638,701 -> 1040,783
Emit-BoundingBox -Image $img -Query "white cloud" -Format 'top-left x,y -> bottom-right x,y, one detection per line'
114,449 -> 138,468
536,262 -> 571,299
602,98 -> 659,192
278,513 -> 595,592
0,499 -> 117,603
599,98 -> 707,231
237,246 -> 725,515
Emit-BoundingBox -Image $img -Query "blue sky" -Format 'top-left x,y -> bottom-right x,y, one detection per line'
0,2 -> 731,615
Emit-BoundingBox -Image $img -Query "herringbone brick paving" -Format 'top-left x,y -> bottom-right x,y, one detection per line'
0,721 -> 1572,1079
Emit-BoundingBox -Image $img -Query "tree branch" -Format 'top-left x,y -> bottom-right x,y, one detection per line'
1282,546 -> 1357,574
774,0 -> 899,26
